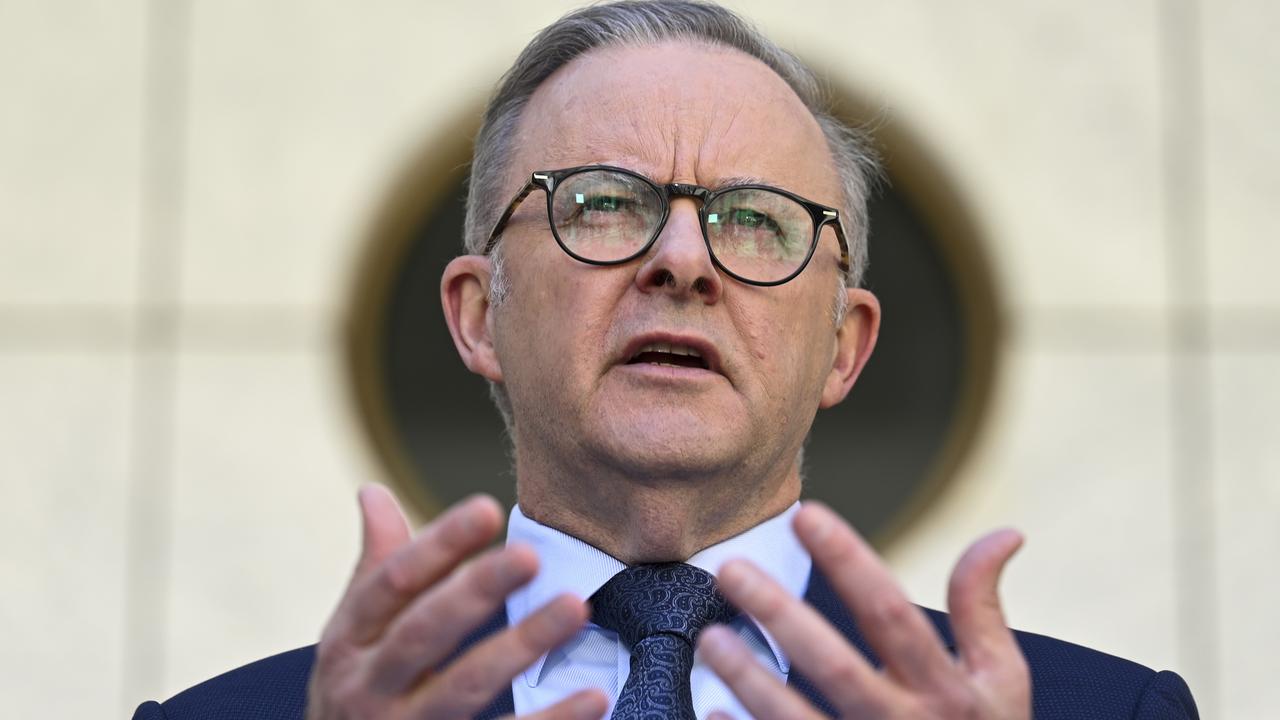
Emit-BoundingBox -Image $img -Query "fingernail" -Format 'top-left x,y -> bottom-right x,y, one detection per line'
498,562 -> 527,588
455,501 -> 479,535
797,505 -> 832,542
698,625 -> 733,660
717,560 -> 752,595
498,547 -> 535,586
548,594 -> 584,625
459,495 -> 494,535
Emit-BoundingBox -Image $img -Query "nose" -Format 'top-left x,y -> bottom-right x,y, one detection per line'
633,199 -> 723,303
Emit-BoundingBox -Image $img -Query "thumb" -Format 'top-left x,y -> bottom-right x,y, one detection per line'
947,528 -> 1025,673
353,483 -> 411,580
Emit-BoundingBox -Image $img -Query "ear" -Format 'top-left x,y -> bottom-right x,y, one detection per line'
819,287 -> 881,409
440,255 -> 504,383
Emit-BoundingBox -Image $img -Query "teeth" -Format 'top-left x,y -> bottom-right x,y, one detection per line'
638,342 -> 702,358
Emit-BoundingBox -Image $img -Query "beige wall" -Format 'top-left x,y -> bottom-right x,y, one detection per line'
2,1 -> 1276,717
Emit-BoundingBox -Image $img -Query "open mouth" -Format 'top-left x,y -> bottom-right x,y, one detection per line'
626,341 -> 711,370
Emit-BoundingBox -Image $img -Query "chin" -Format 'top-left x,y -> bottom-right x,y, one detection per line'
585,409 -> 751,481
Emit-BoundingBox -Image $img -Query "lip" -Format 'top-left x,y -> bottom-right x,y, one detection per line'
617,331 -> 726,378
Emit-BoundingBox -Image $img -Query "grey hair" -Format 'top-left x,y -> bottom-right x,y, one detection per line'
465,0 -> 881,430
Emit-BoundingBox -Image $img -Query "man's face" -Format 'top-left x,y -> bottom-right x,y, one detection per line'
489,41 -> 862,481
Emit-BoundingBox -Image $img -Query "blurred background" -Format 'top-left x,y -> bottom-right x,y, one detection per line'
2,0 -> 1277,717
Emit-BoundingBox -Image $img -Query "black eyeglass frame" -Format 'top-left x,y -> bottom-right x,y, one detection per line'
482,164 -> 852,287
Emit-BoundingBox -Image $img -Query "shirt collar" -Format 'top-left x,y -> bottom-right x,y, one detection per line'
505,502 -> 810,685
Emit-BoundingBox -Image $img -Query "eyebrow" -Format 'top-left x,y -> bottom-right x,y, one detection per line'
713,174 -> 772,189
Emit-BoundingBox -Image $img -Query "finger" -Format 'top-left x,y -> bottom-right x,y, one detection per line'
366,543 -> 540,692
715,559 -> 892,716
413,594 -> 596,718
353,483 -> 412,579
794,502 -> 958,688
697,624 -> 823,720
946,528 -> 1025,674
335,494 -> 505,644
496,689 -> 608,720
319,484 -> 415,646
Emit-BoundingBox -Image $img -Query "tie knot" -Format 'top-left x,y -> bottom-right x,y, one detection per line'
590,563 -> 737,647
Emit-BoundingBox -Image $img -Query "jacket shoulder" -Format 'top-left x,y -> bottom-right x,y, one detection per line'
801,573 -> 1197,719
1010,626 -> 1197,720
131,645 -> 316,720
920,607 -> 1197,720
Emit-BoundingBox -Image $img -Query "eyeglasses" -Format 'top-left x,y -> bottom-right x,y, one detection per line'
482,164 -> 851,286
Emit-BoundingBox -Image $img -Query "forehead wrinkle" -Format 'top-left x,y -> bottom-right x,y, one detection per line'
707,110 -> 842,204
537,97 -> 674,173
692,94 -> 745,183
521,41 -> 838,200
685,68 -> 836,198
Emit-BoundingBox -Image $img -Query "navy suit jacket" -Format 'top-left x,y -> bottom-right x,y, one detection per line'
133,569 -> 1197,719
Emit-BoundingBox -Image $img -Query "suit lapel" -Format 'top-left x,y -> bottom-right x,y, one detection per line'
785,566 -> 875,715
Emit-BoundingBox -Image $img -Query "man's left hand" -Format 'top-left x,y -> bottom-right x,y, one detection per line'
698,502 -> 1030,719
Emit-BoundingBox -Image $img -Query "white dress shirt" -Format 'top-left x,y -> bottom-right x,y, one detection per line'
505,503 -> 812,719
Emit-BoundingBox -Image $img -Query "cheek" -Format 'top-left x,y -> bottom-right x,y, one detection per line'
738,291 -> 835,400
498,256 -> 622,382
733,298 -> 800,407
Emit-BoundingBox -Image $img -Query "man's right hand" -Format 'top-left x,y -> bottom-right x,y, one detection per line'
306,485 -> 608,720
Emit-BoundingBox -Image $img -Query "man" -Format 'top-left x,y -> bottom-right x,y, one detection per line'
133,2 -> 1198,718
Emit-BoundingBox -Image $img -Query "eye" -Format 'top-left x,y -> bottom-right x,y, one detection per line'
579,193 -> 634,213
707,191 -> 811,262
559,192 -> 643,227
554,175 -> 649,226
722,207 -> 781,233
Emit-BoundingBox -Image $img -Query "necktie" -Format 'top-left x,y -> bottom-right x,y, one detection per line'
590,563 -> 738,720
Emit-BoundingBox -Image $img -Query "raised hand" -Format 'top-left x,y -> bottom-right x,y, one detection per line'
699,502 -> 1029,719
306,485 -> 607,720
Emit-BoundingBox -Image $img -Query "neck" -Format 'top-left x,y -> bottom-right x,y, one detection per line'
514,447 -> 801,564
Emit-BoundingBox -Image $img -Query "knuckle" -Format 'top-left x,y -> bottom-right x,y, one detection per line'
865,592 -> 914,627
445,663 -> 494,705
812,656 -> 862,689
433,513 -> 473,551
515,612 -> 559,652
320,675 -> 381,719
395,616 -> 443,658
918,681 -> 983,720
815,524 -> 862,565
380,555 -> 420,597
312,639 -> 355,679
714,655 -> 747,683
329,683 -> 361,711
467,555 -> 513,600
978,644 -> 1031,687
467,562 -> 501,599
822,534 -> 858,565
746,585 -> 791,623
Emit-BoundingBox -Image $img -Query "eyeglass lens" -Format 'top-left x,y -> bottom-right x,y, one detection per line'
549,169 -> 815,284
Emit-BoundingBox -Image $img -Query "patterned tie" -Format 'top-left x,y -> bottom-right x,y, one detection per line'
590,563 -> 738,720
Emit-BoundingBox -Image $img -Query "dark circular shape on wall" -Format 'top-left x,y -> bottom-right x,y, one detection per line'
346,109 -> 1001,548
